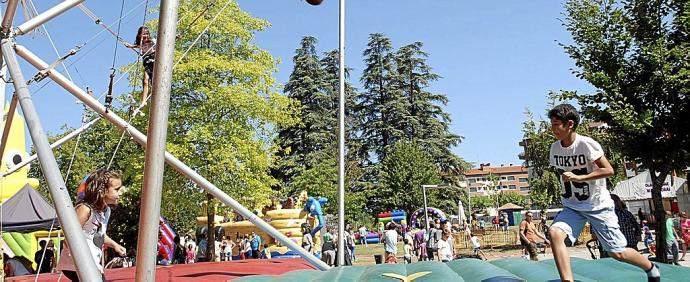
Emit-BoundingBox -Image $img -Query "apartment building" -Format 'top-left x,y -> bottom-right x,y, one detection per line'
465,163 -> 530,196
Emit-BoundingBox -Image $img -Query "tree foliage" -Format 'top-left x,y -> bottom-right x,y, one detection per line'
521,107 -> 628,209
560,0 -> 690,261
30,0 -> 295,250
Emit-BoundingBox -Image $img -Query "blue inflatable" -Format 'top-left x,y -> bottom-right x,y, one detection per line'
303,196 -> 327,238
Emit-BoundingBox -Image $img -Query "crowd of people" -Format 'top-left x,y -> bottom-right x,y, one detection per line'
170,231 -> 268,265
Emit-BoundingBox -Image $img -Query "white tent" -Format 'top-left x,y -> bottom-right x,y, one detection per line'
612,171 -> 687,201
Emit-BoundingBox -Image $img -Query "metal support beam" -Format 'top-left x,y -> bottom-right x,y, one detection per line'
14,45 -> 331,271
135,0 -> 179,280
1,0 -> 19,36
2,39 -> 102,281
0,94 -> 17,165
14,0 -> 85,36
336,0 -> 346,267
2,116 -> 100,177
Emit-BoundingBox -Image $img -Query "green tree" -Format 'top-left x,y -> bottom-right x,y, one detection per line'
374,141 -> 440,215
274,36 -> 329,186
561,0 -> 690,261
521,108 -> 627,209
31,0 -> 297,252
395,42 -> 463,173
357,33 -> 407,164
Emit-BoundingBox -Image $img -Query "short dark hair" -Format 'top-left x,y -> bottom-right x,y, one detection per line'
548,103 -> 580,129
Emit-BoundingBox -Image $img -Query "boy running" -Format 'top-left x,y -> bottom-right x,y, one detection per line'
546,104 -> 659,282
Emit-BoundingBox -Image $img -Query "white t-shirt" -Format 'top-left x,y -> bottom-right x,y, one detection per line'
470,236 -> 481,249
550,134 -> 613,211
437,239 -> 452,261
359,226 -> 367,236
384,230 -> 398,254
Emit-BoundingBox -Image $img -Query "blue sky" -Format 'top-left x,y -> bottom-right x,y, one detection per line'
8,0 -> 593,168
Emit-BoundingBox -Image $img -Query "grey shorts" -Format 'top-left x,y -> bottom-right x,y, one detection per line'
551,207 -> 627,253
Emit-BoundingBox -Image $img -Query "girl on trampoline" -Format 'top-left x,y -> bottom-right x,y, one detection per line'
126,26 -> 157,107
58,168 -> 127,281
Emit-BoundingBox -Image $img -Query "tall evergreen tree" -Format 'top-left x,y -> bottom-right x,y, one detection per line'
275,36 -> 331,185
395,42 -> 464,173
358,33 -> 408,164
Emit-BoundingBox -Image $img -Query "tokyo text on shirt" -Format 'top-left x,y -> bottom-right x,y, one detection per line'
550,134 -> 614,211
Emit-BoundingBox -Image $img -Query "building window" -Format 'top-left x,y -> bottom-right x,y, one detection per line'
469,178 -> 476,183
501,176 -> 507,180
520,186 -> 530,191
509,185 -> 516,190
507,176 -> 515,180
519,177 -> 528,183
470,187 -> 477,192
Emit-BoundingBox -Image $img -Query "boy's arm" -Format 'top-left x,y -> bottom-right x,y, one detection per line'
562,155 -> 614,182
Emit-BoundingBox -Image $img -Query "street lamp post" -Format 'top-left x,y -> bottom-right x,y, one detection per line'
421,185 -> 437,231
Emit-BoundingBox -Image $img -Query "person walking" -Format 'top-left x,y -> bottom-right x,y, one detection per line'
413,229 -> 427,261
34,240 -> 54,274
679,212 -> 690,261
611,194 -> 641,250
426,223 -> 439,261
666,211 -> 681,265
519,211 -> 550,261
250,232 -> 262,259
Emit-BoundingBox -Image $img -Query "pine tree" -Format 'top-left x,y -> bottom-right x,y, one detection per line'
358,33 -> 408,164
275,36 -> 330,185
395,42 -> 465,174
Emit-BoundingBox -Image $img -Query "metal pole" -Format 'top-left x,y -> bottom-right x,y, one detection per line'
1,0 -> 18,35
422,185 -> 430,231
135,0 -> 178,280
1,39 -> 101,281
0,95 -> 17,164
336,0 -> 346,267
14,45 -> 331,271
0,0 -> 19,71
14,0 -> 84,36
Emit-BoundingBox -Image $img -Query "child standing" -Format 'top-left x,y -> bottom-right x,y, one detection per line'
58,169 -> 126,281
546,104 -> 659,282
186,244 -> 195,264
470,232 -> 487,261
403,239 -> 412,264
301,223 -> 314,254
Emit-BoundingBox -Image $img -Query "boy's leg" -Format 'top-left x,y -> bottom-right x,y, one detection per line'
549,208 -> 587,282
587,207 -> 657,278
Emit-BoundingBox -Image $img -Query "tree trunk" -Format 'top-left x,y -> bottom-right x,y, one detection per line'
206,192 -> 216,262
650,166 -> 669,263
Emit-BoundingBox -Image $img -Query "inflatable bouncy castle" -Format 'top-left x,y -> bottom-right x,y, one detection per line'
377,210 -> 407,225
196,192 -> 324,259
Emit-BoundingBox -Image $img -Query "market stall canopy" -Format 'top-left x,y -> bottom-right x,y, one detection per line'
0,184 -> 59,232
498,203 -> 524,210
612,171 -> 687,201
